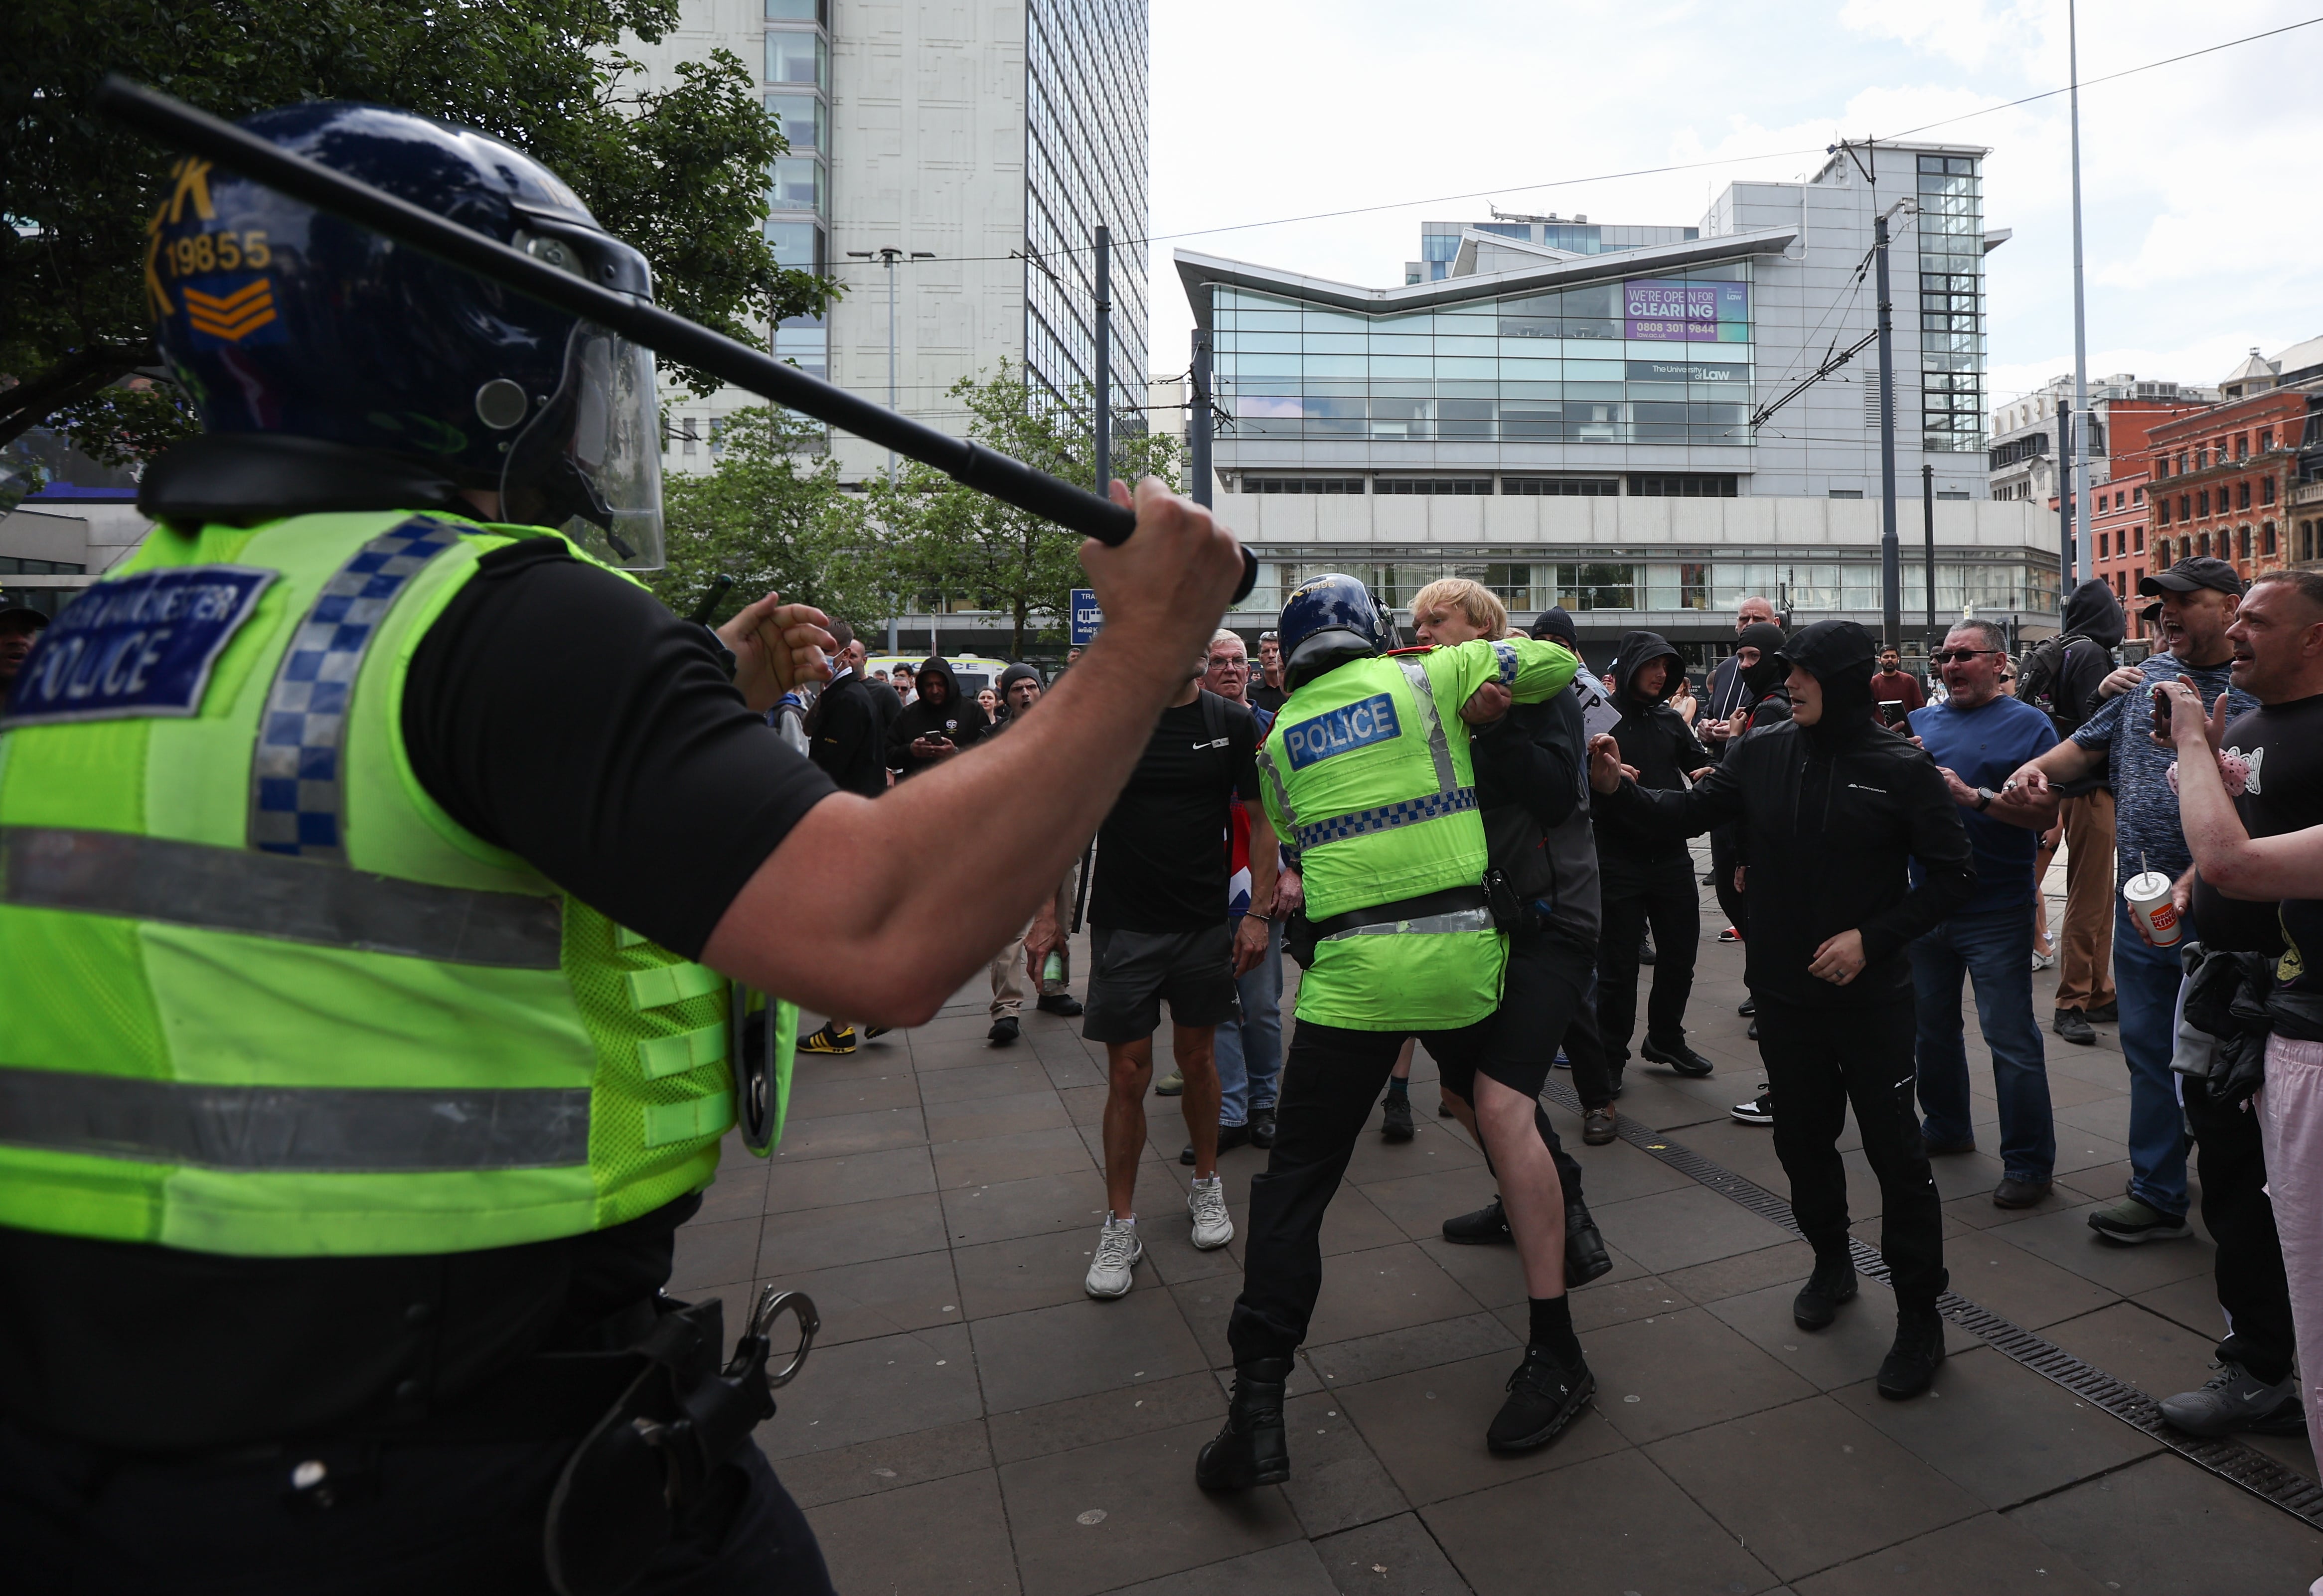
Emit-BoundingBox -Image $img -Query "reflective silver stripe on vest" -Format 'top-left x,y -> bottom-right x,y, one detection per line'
249,518 -> 465,862
1293,786 -> 1478,853
1320,906 -> 1494,941
0,826 -> 563,970
1394,657 -> 1458,795
0,1068 -> 591,1171
1255,742 -> 1298,831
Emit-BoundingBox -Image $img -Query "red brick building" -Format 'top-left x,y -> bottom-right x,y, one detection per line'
2089,466 -> 2152,601
2143,386 -> 2321,582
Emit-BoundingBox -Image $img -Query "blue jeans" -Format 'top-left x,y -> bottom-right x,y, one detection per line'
2114,896 -> 2191,1219
1216,918 -> 1284,1128
1911,903 -> 2055,1183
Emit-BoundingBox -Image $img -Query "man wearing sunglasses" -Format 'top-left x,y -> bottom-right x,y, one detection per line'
1906,622 -> 2062,1210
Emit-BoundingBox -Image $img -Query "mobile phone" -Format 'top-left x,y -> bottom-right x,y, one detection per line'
2150,683 -> 2171,719
1878,700 -> 1907,727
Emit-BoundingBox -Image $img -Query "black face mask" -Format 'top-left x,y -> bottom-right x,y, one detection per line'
1735,623 -> 1787,699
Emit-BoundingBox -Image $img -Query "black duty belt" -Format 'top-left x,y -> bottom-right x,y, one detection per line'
1307,885 -> 1488,941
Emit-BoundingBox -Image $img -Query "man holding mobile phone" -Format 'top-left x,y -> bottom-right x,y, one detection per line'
886,656 -> 984,780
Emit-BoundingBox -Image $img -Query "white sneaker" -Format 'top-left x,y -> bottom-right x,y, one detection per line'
1084,1217 -> 1142,1298
1188,1175 -> 1234,1250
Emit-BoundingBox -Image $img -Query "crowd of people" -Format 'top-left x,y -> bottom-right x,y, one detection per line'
782,554 -> 2323,1489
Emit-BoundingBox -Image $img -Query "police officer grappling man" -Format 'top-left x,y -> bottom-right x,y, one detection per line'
1198,573 -> 1589,1490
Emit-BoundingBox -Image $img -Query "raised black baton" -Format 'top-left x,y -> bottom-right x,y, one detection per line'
92,76 -> 1258,603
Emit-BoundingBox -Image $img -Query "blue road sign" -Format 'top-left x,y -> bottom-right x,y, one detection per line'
1070,588 -> 1103,645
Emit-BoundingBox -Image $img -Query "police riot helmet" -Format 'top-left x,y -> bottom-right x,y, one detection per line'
146,102 -> 665,569
1277,573 -> 1386,690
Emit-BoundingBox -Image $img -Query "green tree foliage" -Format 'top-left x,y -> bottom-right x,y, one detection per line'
0,0 -> 834,459
870,363 -> 1181,660
653,408 -> 883,634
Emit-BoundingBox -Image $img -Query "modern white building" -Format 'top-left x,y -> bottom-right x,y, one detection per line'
1986,374 -> 2218,510
633,0 -> 1149,486
1171,142 -> 2063,663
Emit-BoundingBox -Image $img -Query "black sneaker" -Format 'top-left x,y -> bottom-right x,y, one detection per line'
1875,1307 -> 1946,1399
987,1016 -> 1020,1046
1381,1094 -> 1415,1142
1729,1087 -> 1773,1126
1486,1345 -> 1596,1454
1641,1038 -> 1714,1077
1746,1020 -> 1759,1041
1566,1197 -> 1613,1287
800,1022 -> 857,1054
1793,1253 -> 1858,1330
1442,1196 -> 1513,1245
2159,1360 -> 2308,1437
1248,1108 -> 1276,1150
2086,1195 -> 2192,1244
2054,1007 -> 2097,1046
1182,1123 -> 1252,1165
1737,997 -> 1756,1016
2086,1001 -> 2119,1023
1196,1359 -> 1292,1490
1037,993 -> 1084,1016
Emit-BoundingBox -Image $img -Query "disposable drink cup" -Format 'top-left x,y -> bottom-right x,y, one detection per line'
2124,871 -> 2182,948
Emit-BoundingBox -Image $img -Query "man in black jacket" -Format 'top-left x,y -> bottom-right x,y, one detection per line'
2026,579 -> 2125,1044
1589,620 -> 1976,1398
798,622 -> 892,1054
1593,631 -> 1716,1077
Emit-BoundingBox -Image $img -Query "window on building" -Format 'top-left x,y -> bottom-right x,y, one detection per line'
2262,427 -> 2276,452
765,92 -> 822,150
2133,567 -> 2144,590
769,156 -> 824,214
1937,490 -> 1970,500
1241,477 -> 1364,494
2239,526 -> 2253,560
1552,563 -> 1638,610
1630,474 -> 1738,497
2157,539 -> 2171,565
2099,532 -> 2109,560
2178,451 -> 2189,474
2238,481 -> 2252,510
1503,477 -> 1619,496
2135,526 -> 2145,551
2305,522 -> 2317,561
2133,485 -> 2144,504
2160,499 -> 2172,525
764,219 -> 824,273
2264,521 -> 2277,555
2199,532 -> 2211,557
2263,477 -> 2276,505
1828,489 -> 1863,499
2237,434 -> 2250,459
765,0 -> 828,18
2198,489 -> 2210,517
1374,478 -> 1492,495
765,28 -> 827,87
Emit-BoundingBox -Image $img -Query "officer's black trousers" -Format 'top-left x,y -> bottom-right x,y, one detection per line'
0,1417 -> 834,1596
1232,937 -> 1590,1365
1596,851 -> 1702,1061
1755,995 -> 1949,1309
2184,1073 -> 2298,1385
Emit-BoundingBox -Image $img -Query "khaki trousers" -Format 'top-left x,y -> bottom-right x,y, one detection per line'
2056,789 -> 2117,1013
991,864 -> 1078,1018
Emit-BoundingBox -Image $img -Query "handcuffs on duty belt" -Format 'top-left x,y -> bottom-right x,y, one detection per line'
542,1284 -> 820,1596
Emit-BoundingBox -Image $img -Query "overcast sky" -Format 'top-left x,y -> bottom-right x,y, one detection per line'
1145,0 -> 2323,415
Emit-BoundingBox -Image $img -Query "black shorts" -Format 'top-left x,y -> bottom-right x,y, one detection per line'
1083,923 -> 1240,1042
1433,932 -> 1590,1104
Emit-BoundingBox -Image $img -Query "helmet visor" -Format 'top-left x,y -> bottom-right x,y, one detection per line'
501,322 -> 665,570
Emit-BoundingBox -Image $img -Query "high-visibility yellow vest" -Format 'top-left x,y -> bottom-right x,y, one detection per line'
0,510 -> 791,1258
1257,638 -> 1577,1030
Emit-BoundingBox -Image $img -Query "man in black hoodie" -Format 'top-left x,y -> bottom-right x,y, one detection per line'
2021,579 -> 2126,1044
1589,620 -> 1974,1398
885,657 -> 985,780
1593,631 -> 1716,1077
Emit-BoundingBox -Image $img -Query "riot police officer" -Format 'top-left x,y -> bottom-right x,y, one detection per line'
1197,573 -> 1584,1491
0,102 -> 1243,1593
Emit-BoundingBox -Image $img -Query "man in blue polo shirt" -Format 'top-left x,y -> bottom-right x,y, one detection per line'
1907,619 -> 2062,1208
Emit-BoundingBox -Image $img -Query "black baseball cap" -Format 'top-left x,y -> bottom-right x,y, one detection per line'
2139,557 -> 2244,598
0,606 -> 48,632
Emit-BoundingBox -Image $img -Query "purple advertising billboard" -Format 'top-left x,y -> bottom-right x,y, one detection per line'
1623,279 -> 1748,342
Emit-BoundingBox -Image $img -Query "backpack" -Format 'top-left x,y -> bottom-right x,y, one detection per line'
2015,632 -> 2103,733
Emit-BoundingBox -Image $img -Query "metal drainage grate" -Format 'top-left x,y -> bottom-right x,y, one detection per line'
1541,1078 -> 2323,1529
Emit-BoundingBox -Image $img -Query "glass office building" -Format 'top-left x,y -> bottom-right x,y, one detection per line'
1917,153 -> 1985,454
1024,0 -> 1150,412
1215,266 -> 1753,446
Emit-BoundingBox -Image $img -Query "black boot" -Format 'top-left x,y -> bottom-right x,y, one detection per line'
1196,1358 -> 1293,1490
1876,1304 -> 1946,1399
1565,1196 -> 1612,1286
1792,1250 -> 1858,1331
1380,1092 -> 1415,1142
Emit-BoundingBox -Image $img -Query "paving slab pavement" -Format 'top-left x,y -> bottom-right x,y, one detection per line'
680,848 -> 2323,1593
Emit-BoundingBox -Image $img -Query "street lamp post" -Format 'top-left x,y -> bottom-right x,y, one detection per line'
845,245 -> 935,482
